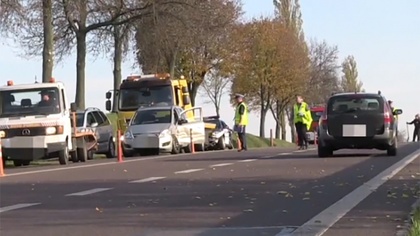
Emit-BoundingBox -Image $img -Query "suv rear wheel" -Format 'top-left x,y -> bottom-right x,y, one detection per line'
318,145 -> 333,158
387,139 -> 397,156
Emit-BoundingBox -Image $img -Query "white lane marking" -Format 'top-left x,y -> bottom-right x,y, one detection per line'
2,149 -> 234,178
278,152 -> 292,156
261,155 -> 273,158
210,163 -> 234,168
237,159 -> 257,163
284,149 -> 420,236
0,203 -> 41,214
65,188 -> 113,196
174,168 -> 203,174
293,150 -> 306,153
129,177 -> 166,183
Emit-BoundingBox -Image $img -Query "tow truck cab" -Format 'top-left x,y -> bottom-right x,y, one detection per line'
105,73 -> 216,141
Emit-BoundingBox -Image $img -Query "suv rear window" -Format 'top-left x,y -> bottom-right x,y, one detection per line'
327,95 -> 383,114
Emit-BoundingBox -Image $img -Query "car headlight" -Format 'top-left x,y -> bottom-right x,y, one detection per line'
124,131 -> 134,139
211,131 -> 221,138
0,130 -> 5,138
159,129 -> 170,138
45,127 -> 57,135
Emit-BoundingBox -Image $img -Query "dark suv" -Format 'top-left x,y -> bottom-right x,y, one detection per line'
317,92 -> 402,157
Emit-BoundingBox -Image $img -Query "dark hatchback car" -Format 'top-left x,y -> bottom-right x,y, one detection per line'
317,92 -> 402,157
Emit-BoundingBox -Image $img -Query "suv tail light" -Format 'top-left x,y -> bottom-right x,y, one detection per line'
321,114 -> 328,126
384,107 -> 392,124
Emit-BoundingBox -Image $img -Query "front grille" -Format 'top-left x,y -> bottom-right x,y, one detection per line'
4,127 -> 46,138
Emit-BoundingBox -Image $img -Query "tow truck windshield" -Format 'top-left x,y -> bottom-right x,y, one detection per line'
0,87 -> 62,118
118,85 -> 173,111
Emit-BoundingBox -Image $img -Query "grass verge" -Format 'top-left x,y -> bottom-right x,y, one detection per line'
106,112 -> 294,149
410,206 -> 420,236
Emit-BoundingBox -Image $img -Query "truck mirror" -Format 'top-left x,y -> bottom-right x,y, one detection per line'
393,109 -> 403,115
70,102 -> 77,112
106,91 -> 112,99
105,100 -> 112,111
182,95 -> 191,105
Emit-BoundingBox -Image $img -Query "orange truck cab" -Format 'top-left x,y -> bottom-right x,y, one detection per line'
306,106 -> 325,144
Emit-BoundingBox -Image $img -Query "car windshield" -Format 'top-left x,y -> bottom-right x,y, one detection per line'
131,109 -> 172,125
118,86 -> 173,111
71,113 -> 85,127
328,96 -> 383,114
0,87 -> 61,118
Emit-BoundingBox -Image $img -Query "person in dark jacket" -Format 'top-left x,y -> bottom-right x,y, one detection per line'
407,114 -> 420,142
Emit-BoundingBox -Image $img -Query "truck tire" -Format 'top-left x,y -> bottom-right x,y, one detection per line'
70,151 -> 78,163
58,145 -> 69,165
77,138 -> 88,162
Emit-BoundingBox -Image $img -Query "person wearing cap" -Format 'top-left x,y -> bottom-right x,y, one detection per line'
234,94 -> 249,151
293,95 -> 312,150
407,114 -> 420,142
38,90 -> 54,107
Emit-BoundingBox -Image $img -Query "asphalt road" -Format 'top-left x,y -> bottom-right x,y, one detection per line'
0,144 -> 419,236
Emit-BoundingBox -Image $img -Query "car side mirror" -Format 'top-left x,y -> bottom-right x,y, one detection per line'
106,91 -> 112,99
70,102 -> 77,112
178,119 -> 188,125
393,109 -> 403,115
105,100 -> 111,111
90,122 -> 98,128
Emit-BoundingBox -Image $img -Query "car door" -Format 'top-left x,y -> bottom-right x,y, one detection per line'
98,111 -> 114,141
178,107 -> 205,146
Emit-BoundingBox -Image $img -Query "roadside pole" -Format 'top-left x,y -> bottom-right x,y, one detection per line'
117,130 -> 123,162
190,128 -> 195,153
0,137 -> 5,177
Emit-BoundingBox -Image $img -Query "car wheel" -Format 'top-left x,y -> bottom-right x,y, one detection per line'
318,144 -> 332,158
217,136 -> 226,150
123,147 -> 134,157
195,143 -> 205,152
106,139 -> 115,159
183,144 -> 192,153
13,160 -> 23,167
387,140 -> 397,156
87,150 -> 94,160
171,136 -> 181,155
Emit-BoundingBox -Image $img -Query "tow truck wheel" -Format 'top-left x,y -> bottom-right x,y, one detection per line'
58,146 -> 69,165
195,143 -> 205,152
70,151 -> 79,163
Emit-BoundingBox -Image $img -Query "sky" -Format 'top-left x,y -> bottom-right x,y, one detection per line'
1,0 -> 419,141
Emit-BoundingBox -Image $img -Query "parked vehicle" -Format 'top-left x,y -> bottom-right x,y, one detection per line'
317,91 -> 402,157
123,105 -> 205,156
306,106 -> 325,144
203,116 -> 233,150
73,107 -> 115,159
0,79 -> 97,166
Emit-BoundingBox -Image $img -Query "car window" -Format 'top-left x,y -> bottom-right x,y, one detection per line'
98,111 -> 110,125
311,111 -> 323,122
221,121 -> 228,129
91,111 -> 104,125
328,96 -> 383,114
86,112 -> 97,126
132,109 -> 172,125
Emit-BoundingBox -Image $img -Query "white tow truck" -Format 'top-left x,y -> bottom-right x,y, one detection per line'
0,79 -> 97,167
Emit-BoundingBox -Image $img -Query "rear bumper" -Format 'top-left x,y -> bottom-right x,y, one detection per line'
319,128 -> 393,150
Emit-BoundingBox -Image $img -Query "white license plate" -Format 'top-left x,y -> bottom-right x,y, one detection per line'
342,124 -> 366,137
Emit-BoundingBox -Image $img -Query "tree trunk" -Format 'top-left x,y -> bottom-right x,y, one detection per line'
280,110 -> 286,140
42,0 -> 53,83
112,25 -> 123,112
259,108 -> 267,138
286,107 -> 296,143
275,121 -> 280,139
169,49 -> 178,78
274,100 -> 281,139
75,33 -> 87,109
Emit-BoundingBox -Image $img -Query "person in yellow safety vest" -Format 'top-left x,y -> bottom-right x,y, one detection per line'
293,95 -> 313,150
234,94 -> 249,152
388,100 -> 399,135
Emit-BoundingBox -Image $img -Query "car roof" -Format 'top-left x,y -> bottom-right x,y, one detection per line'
330,92 -> 382,98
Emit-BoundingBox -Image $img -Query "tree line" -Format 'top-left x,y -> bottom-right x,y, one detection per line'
0,0 -> 364,141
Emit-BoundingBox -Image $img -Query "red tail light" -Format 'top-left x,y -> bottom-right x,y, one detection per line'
321,115 -> 328,126
384,106 -> 392,124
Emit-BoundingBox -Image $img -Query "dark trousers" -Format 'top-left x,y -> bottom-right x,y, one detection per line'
236,125 -> 247,150
295,122 -> 308,147
413,128 -> 420,142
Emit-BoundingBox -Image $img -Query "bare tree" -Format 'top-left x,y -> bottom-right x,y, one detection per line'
306,39 -> 341,104
200,69 -> 230,117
